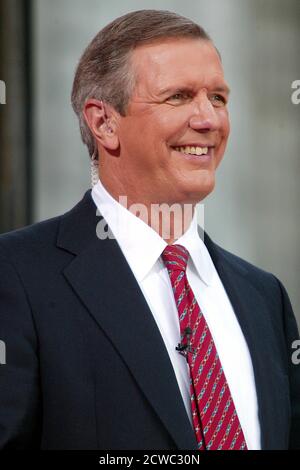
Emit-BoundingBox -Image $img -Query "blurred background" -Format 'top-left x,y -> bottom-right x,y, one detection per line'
0,0 -> 299,325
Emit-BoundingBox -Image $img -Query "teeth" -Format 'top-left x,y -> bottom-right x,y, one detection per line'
174,146 -> 208,155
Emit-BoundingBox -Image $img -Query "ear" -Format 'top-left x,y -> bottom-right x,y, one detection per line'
83,99 -> 120,151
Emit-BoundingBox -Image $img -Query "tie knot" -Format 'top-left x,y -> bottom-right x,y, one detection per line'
161,244 -> 189,272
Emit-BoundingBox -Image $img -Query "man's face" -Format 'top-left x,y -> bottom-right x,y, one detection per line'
113,38 -> 230,205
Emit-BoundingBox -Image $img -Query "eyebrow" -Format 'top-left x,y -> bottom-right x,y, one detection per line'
157,84 -> 231,97
214,85 -> 231,95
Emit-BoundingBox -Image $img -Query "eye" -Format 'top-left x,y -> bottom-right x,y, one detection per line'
170,93 -> 185,100
166,91 -> 192,104
210,94 -> 227,106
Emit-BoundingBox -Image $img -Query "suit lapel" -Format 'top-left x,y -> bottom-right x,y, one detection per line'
204,233 -> 286,450
57,190 -> 197,450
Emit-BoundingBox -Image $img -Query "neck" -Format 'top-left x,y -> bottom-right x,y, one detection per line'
99,177 -> 196,244
147,202 -> 195,244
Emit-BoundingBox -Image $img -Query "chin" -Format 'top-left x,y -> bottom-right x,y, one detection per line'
179,176 -> 215,203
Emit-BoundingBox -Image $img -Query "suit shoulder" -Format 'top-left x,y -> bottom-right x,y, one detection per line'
0,190 -> 92,261
210,238 -> 279,287
0,215 -> 62,257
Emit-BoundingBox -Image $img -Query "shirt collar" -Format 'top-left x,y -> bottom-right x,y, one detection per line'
175,215 -> 214,286
91,179 -> 214,285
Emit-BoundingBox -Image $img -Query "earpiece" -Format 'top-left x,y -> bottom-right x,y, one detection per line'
100,100 -> 114,134
105,124 -> 113,134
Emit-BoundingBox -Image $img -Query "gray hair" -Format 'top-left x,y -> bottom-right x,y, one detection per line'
71,9 -> 211,160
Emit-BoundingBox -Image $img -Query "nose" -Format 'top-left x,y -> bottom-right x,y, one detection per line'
188,90 -> 219,132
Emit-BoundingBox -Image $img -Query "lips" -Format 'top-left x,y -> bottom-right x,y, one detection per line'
171,144 -> 214,164
173,145 -> 209,156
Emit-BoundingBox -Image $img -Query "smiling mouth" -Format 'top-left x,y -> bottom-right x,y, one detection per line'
171,145 -> 214,164
172,145 -> 210,156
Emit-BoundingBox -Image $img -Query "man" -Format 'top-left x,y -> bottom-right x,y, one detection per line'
0,10 -> 299,450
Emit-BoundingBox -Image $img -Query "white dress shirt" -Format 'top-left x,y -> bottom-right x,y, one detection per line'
91,179 -> 261,449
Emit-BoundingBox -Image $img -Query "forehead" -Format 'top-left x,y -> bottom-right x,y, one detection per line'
131,38 -> 226,95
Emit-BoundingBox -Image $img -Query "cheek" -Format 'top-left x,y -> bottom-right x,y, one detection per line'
156,107 -> 189,139
220,109 -> 230,138
215,111 -> 230,166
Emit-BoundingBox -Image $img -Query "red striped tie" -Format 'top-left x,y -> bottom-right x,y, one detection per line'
162,244 -> 247,450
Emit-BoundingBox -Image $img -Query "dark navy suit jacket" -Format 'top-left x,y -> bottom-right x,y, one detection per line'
0,189 -> 299,449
